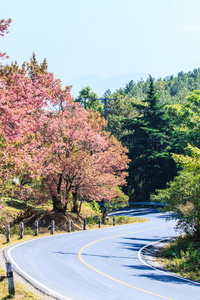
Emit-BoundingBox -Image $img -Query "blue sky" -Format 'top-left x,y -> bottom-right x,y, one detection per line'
1,0 -> 200,95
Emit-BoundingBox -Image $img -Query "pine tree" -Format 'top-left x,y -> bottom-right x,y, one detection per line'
121,76 -> 177,201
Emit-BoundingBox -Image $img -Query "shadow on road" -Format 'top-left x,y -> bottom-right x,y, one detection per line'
132,272 -> 200,286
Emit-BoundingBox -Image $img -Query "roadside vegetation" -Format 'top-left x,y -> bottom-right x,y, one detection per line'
157,234 -> 200,283
0,266 -> 41,300
152,146 -> 200,282
0,198 -> 147,235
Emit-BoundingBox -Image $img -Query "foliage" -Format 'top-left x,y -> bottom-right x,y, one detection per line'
86,215 -> 99,225
74,86 -> 103,113
0,19 -> 130,214
0,202 -> 4,223
158,234 -> 200,282
115,215 -> 134,225
41,107 -> 129,213
122,69 -> 200,105
84,200 -> 101,215
106,91 -> 140,139
6,16 -> 200,222
0,53 -> 129,214
0,62 -> 61,189
104,187 -> 129,211
152,145 -> 200,236
1,224 -> 34,236
166,90 -> 200,149
121,76 -> 178,201
0,53 -> 48,81
81,70 -> 200,204
102,187 -> 129,222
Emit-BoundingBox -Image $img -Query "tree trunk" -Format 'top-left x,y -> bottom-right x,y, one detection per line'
78,200 -> 83,214
102,205 -> 107,224
52,195 -> 67,214
72,192 -> 79,214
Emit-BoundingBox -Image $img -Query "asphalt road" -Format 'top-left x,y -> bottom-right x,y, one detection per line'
4,209 -> 200,300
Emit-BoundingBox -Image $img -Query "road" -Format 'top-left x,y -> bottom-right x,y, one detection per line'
4,209 -> 200,300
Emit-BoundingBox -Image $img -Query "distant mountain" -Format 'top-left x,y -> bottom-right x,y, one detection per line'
64,73 -> 148,98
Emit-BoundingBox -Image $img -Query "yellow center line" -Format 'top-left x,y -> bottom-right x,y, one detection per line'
78,225 -> 174,300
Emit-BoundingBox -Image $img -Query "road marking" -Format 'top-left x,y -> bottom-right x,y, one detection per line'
78,225 -> 174,300
6,237 -> 73,300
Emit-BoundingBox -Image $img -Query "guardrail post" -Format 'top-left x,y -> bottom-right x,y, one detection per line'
6,225 -> 10,243
83,219 -> 87,230
113,215 -> 116,226
51,220 -> 55,235
99,217 -> 101,228
20,222 -> 24,239
35,220 -> 38,236
67,220 -> 71,232
5,261 -> 15,296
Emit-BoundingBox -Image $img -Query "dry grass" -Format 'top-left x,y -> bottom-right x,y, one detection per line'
0,266 -> 42,299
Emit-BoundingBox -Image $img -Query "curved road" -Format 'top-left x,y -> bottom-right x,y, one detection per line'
4,209 -> 200,300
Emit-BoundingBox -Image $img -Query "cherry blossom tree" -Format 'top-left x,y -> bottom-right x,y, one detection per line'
0,66 -> 129,213
40,102 -> 129,213
0,67 -> 61,186
0,20 -> 129,213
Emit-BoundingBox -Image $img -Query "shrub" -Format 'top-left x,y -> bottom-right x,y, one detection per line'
86,215 -> 99,225
158,234 -> 200,281
85,201 -> 101,215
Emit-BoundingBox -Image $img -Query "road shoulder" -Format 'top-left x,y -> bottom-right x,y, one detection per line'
139,237 -> 200,285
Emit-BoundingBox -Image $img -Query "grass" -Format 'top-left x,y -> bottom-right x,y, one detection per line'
0,197 -> 148,299
157,234 -> 200,283
0,266 -> 42,300
86,214 -> 148,228
0,236 -> 42,299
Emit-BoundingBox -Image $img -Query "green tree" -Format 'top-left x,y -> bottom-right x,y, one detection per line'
166,90 -> 200,149
152,145 -> 200,237
121,76 -> 177,201
106,91 -> 139,139
74,86 -> 103,113
102,187 -> 129,223
121,68 -> 200,106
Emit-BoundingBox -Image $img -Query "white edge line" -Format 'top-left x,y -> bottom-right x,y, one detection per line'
138,238 -> 200,286
6,236 -> 73,300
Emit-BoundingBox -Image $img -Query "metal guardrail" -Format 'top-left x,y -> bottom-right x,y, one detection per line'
129,202 -> 165,207
98,201 -> 165,207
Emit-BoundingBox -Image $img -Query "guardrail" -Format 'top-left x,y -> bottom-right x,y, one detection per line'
129,202 -> 165,207
99,201 -> 165,207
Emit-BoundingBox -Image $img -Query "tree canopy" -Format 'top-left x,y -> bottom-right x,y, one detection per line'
74,86 -> 103,114
121,76 -> 178,201
152,145 -> 200,237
